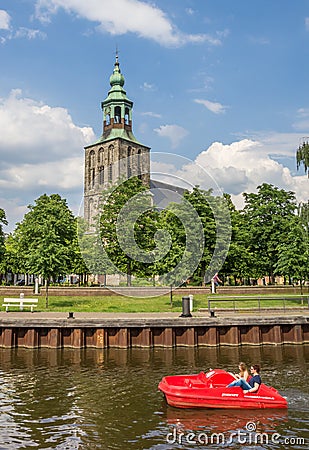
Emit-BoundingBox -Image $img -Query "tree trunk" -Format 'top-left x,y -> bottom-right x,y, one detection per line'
45,279 -> 49,308
201,262 -> 206,286
127,263 -> 132,287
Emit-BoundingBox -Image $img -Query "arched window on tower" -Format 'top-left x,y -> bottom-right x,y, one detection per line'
99,166 -> 104,184
125,107 -> 129,125
98,147 -> 104,164
88,150 -> 95,188
89,150 -> 95,167
127,146 -> 132,178
114,106 -> 121,124
137,148 -> 142,179
108,144 -> 114,182
108,165 -> 112,182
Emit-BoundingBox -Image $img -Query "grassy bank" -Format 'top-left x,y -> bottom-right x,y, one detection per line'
0,293 -> 307,313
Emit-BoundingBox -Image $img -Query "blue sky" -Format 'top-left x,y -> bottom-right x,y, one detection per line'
0,0 -> 309,231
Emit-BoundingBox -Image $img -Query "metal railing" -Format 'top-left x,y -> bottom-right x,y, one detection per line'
207,295 -> 309,314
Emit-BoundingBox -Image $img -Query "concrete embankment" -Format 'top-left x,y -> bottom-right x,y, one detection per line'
0,311 -> 308,348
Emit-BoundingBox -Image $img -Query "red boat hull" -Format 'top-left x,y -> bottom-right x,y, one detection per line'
158,369 -> 287,409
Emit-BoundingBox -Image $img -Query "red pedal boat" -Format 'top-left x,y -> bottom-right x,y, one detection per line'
158,369 -> 287,409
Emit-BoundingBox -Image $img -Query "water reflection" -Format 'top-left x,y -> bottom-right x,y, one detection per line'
0,346 -> 307,449
165,407 -> 288,433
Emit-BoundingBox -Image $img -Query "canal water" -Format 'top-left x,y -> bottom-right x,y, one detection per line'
0,345 -> 308,449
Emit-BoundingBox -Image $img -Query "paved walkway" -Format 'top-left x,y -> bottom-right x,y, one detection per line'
0,310 -> 307,324
0,309 -> 307,317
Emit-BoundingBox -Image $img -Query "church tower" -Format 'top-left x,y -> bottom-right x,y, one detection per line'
84,55 -> 150,223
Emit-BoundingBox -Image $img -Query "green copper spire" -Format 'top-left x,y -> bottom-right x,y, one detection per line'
109,52 -> 125,87
91,54 -> 142,145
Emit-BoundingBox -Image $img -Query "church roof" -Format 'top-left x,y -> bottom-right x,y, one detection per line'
85,130 -> 147,148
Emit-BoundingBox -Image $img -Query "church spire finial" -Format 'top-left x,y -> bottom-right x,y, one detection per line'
110,48 -> 124,87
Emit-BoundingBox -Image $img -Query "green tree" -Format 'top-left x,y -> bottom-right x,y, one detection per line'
13,194 -> 76,306
296,139 -> 309,177
69,218 -> 91,285
183,187 -> 216,285
99,177 -> 159,285
0,233 -> 22,283
242,183 -> 297,283
275,216 -> 309,290
222,195 -> 255,284
277,201 -> 309,289
0,208 -> 8,265
155,187 -> 230,286
180,187 -> 231,285
0,208 -> 8,281
154,197 -> 204,286
298,201 -> 309,237
77,216 -> 112,283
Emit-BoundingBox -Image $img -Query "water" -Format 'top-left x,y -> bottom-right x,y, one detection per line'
0,346 -> 308,449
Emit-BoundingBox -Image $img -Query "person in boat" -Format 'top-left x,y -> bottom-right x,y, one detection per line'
227,364 -> 262,393
227,362 -> 250,387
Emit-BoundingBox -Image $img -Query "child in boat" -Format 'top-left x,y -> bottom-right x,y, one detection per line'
228,364 -> 262,393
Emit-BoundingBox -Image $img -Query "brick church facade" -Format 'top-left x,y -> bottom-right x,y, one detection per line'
84,55 -> 150,223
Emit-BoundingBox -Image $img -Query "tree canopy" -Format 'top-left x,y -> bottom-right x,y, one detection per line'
242,183 -> 297,282
296,139 -> 309,177
1,182 -> 308,289
11,194 -> 76,304
99,177 -> 159,284
0,208 -> 8,267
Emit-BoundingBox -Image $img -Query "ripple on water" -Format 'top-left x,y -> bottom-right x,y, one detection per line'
0,347 -> 307,449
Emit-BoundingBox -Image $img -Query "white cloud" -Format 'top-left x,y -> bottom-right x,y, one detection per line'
185,8 -> 195,16
154,124 -> 189,148
141,82 -> 156,91
0,89 -> 94,165
292,108 -> 309,131
14,27 -> 46,40
194,98 -> 227,114
141,111 -> 162,118
34,0 -> 222,47
0,10 -> 10,30
193,139 -> 308,207
0,155 -> 84,229
296,108 -> 309,117
0,10 -> 45,43
0,157 -> 84,192
0,90 -> 95,230
151,139 -> 308,210
305,17 -> 309,31
238,130 -> 308,159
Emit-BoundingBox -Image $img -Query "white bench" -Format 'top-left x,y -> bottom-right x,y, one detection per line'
2,297 -> 38,312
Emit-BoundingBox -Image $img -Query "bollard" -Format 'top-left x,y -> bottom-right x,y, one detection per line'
189,294 -> 194,312
68,312 -> 74,319
180,296 -> 192,317
210,310 -> 215,318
